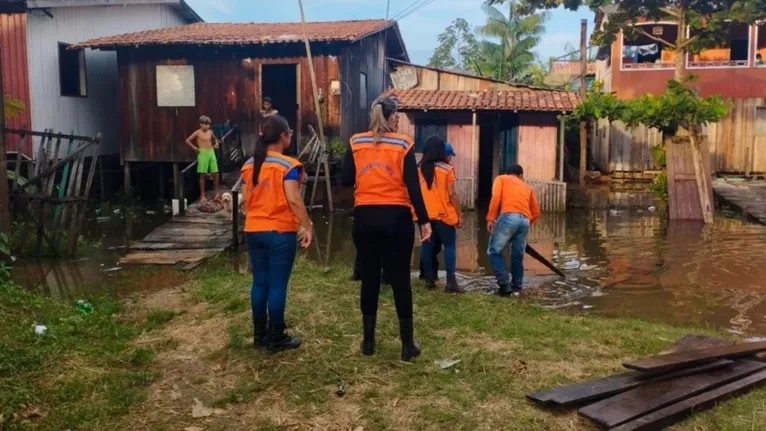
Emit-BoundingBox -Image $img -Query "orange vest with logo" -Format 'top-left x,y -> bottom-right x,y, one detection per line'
241,151 -> 303,233
419,162 -> 459,226
349,131 -> 414,208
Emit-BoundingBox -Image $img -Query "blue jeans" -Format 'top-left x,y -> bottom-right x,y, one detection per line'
246,231 -> 298,326
487,213 -> 530,290
421,220 -> 456,281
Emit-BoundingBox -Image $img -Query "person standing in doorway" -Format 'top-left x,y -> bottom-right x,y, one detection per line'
419,136 -> 463,293
241,115 -> 312,354
185,116 -> 220,202
486,164 -> 540,297
342,96 -> 431,362
260,97 -> 279,118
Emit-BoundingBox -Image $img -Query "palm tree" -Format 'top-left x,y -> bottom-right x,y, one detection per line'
476,0 -> 549,82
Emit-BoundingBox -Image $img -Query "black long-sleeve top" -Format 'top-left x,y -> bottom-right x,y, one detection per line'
341,146 -> 429,224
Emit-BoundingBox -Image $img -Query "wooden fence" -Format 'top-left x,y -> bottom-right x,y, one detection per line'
6,128 -> 101,256
593,97 -> 766,175
527,179 -> 567,212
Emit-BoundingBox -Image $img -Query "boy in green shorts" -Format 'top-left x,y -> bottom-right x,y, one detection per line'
185,115 -> 220,202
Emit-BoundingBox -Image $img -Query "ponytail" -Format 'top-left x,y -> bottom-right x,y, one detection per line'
420,135 -> 447,190
252,115 -> 290,185
369,96 -> 398,144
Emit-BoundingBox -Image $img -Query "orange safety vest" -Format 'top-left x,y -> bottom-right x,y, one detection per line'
349,131 -> 414,208
419,162 -> 459,226
241,151 -> 303,233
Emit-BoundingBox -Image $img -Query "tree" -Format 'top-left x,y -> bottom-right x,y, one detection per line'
476,1 -> 550,81
428,18 -> 481,71
487,0 -> 766,82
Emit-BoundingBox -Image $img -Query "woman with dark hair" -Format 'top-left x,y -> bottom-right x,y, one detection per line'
342,96 -> 431,362
419,135 -> 464,293
241,115 -> 312,354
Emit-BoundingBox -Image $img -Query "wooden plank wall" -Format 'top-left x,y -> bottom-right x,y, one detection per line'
399,64 -> 522,92
0,13 -> 32,154
118,51 -> 342,163
666,137 -> 713,220
340,32 -> 387,142
527,179 -> 567,212
447,119 -> 479,208
593,98 -> 766,174
518,113 -> 558,181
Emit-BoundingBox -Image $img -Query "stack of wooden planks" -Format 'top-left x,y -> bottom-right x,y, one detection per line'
528,336 -> 766,430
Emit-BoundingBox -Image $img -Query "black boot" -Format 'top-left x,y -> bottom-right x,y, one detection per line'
445,275 -> 464,294
253,318 -> 269,349
496,284 -> 512,297
399,318 -> 421,362
424,279 -> 437,290
267,323 -> 301,354
362,315 -> 376,356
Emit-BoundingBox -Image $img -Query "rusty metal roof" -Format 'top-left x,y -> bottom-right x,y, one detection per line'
385,89 -> 580,112
73,19 -> 394,49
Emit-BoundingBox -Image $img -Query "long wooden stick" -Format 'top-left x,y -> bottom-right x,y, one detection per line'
298,0 -> 334,212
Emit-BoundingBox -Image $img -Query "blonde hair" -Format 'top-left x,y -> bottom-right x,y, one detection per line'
369,97 -> 397,144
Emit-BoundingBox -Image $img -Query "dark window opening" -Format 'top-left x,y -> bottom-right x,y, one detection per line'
414,120 -> 447,153
58,42 -> 87,97
359,72 -> 368,110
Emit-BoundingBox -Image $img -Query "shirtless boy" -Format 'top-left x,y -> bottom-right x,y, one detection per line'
185,116 -> 220,202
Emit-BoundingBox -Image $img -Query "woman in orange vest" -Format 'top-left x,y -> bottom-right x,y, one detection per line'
241,115 -> 313,354
418,136 -> 464,293
342,96 -> 432,362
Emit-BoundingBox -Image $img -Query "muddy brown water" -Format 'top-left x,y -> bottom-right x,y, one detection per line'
12,194 -> 766,336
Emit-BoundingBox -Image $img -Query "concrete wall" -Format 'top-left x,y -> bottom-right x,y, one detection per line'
26,4 -> 186,155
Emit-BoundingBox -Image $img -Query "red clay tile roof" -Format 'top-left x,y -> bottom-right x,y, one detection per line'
385,89 -> 580,112
73,19 -> 392,49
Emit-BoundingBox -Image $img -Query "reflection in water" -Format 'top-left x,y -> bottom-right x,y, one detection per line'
309,209 -> 766,336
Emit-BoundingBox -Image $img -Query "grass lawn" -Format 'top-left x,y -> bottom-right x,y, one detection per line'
2,256 -> 766,430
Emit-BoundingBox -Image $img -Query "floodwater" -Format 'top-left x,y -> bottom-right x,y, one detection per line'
12,190 -> 766,336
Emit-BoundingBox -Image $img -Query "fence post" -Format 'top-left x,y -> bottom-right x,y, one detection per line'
232,190 -> 239,251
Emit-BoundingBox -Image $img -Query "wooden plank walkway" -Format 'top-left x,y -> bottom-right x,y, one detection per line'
120,204 -> 233,267
713,182 -> 766,224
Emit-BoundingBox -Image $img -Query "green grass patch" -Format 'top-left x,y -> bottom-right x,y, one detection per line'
0,282 -> 159,430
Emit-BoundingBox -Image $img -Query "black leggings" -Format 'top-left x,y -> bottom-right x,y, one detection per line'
353,205 -> 415,319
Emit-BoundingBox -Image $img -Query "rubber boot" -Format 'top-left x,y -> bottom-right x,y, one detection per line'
267,323 -> 301,354
253,318 -> 269,349
351,256 -> 362,281
496,284 -> 513,297
362,315 -> 376,356
399,318 -> 421,362
444,275 -> 464,294
424,279 -> 437,290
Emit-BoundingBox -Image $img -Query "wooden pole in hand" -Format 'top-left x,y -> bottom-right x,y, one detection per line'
298,0 -> 334,212
579,19 -> 588,188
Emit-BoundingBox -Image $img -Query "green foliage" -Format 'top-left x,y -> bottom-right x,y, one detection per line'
326,136 -> 346,157
428,18 -> 482,70
650,172 -> 669,200
563,80 -> 625,126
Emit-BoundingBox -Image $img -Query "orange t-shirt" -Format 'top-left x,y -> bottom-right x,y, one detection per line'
241,151 -> 303,233
419,162 -> 459,226
349,132 -> 414,208
486,175 -> 540,224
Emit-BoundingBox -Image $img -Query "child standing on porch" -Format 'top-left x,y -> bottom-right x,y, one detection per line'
185,115 -> 221,203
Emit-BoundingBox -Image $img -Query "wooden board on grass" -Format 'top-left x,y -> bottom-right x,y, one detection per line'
624,341 -> 766,373
130,241 -> 231,251
611,369 -> 766,431
527,359 -> 732,407
578,360 -> 766,428
119,249 -> 221,265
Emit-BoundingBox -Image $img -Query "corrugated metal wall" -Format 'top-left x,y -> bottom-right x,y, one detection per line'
26,4 -> 186,155
1,13 -> 32,154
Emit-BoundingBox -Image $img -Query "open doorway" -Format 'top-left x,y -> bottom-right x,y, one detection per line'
261,64 -> 299,152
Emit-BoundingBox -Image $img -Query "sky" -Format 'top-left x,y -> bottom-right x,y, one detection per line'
184,0 -> 594,65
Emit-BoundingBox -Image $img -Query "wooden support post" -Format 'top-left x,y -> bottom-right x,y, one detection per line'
298,0 -> 334,212
123,161 -> 131,197
232,188 -> 239,251
579,19 -> 588,187
173,162 -> 180,199
0,49 -> 8,233
559,116 -> 566,181
471,111 -> 477,203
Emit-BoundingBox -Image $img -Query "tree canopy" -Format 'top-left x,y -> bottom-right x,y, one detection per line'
428,18 -> 481,71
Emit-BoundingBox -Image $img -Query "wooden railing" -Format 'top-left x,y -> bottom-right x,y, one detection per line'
527,179 -> 567,213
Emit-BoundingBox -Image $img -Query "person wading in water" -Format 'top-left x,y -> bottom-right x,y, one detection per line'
418,136 -> 464,293
241,115 -> 312,353
342,96 -> 431,362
